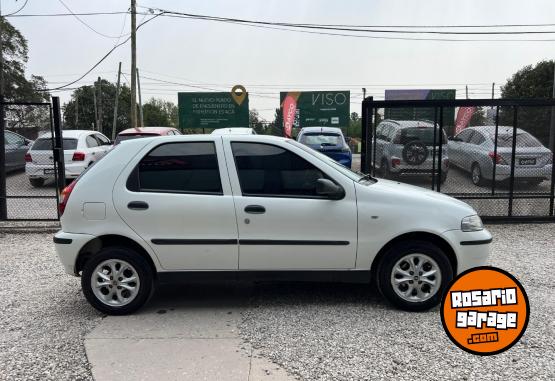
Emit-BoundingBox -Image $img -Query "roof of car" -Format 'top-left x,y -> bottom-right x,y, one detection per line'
299,126 -> 343,134
381,120 -> 435,128
118,126 -> 177,135
210,127 -> 254,135
36,129 -> 97,139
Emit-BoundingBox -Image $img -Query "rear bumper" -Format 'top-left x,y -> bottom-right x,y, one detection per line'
26,163 -> 87,179
491,164 -> 552,181
53,231 -> 96,276
441,228 -> 492,274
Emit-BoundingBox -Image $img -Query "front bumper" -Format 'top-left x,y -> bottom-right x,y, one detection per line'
53,231 -> 96,276
441,228 -> 492,274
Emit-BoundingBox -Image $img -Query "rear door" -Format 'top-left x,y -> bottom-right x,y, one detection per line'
113,139 -> 239,270
4,131 -> 27,170
223,138 -> 357,270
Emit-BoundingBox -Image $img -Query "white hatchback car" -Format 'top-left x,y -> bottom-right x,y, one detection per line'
54,134 -> 491,315
26,130 -> 112,187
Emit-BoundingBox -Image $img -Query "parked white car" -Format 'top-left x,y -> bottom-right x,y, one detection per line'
25,130 -> 112,187
54,134 -> 491,314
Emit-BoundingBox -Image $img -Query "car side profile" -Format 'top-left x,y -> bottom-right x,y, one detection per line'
25,130 -> 112,187
115,126 -> 181,144
296,126 -> 352,168
54,134 -> 491,315
4,130 -> 33,172
448,126 -> 553,186
374,120 -> 449,183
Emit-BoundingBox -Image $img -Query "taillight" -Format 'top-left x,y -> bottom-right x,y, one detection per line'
58,180 -> 77,216
72,152 -> 86,161
488,152 -> 506,164
25,153 -> 32,163
391,158 -> 401,168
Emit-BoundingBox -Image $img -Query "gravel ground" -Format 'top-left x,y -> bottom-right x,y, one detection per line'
239,224 -> 555,381
0,233 -> 102,381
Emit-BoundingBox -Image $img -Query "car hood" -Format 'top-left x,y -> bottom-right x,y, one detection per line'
355,178 -> 476,230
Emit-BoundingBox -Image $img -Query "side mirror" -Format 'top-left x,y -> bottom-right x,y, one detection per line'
316,178 -> 345,200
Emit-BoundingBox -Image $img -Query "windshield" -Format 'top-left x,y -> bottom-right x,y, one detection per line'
115,133 -> 159,145
288,140 -> 368,182
300,132 -> 343,146
32,138 -> 77,150
495,133 -> 543,148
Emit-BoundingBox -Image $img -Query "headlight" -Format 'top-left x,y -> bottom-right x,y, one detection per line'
461,214 -> 484,232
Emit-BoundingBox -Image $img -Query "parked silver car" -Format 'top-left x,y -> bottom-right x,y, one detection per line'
3,130 -> 33,172
448,126 -> 553,186
374,120 -> 449,183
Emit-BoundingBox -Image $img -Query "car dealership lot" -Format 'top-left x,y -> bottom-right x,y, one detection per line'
0,224 -> 553,380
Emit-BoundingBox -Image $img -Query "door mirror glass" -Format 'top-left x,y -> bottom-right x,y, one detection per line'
316,178 -> 345,200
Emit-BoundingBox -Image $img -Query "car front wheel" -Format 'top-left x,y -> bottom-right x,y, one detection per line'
81,247 -> 153,315
376,240 -> 453,311
29,178 -> 44,187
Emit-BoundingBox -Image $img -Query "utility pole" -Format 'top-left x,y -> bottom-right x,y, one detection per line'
97,77 -> 103,134
93,90 -> 98,131
74,95 -> 79,128
362,87 -> 366,100
112,62 -> 122,140
491,82 -> 495,104
130,0 -> 137,129
137,67 -> 144,127
0,1 -> 6,220
465,85 -> 469,99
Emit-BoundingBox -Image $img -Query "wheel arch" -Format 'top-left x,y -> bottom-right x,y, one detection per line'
75,234 -> 158,277
370,231 -> 457,282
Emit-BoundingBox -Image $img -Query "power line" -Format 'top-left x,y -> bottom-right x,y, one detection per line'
6,11 -> 131,17
4,0 -> 30,16
56,0 -> 126,39
40,12 -> 165,91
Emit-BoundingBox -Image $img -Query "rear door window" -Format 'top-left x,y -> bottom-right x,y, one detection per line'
130,142 -> 223,194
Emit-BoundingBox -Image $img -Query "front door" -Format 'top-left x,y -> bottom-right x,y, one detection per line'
223,140 -> 357,270
113,140 -> 239,270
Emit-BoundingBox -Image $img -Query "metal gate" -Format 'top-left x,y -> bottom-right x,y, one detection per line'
0,97 -> 66,221
361,97 -> 555,222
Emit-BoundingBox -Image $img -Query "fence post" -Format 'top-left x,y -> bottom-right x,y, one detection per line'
361,96 -> 373,173
0,98 -> 6,220
52,97 -> 66,199
508,106 -> 518,217
491,106 -> 500,196
436,107 -> 444,193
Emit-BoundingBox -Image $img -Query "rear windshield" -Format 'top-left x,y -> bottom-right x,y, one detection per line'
115,133 -> 159,145
300,133 -> 343,146
494,133 -> 542,148
32,138 -> 78,150
398,127 -> 447,145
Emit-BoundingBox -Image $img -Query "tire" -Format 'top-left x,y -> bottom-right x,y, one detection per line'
376,240 -> 453,312
81,247 -> 154,315
471,163 -> 485,186
402,141 -> 428,165
29,178 -> 44,187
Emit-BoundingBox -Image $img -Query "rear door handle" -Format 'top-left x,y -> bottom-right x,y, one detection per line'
244,205 -> 265,214
128,201 -> 149,210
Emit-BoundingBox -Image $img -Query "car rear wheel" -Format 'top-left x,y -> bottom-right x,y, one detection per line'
376,240 -> 453,311
471,163 -> 485,186
29,178 -> 44,187
81,247 -> 154,315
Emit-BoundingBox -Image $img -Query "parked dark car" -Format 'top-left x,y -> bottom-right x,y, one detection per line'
4,130 -> 33,172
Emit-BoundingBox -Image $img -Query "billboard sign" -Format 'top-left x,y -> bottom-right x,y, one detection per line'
280,91 -> 350,135
178,88 -> 249,130
384,89 -> 456,124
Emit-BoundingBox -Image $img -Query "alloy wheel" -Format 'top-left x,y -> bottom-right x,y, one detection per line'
91,259 -> 141,307
390,253 -> 442,303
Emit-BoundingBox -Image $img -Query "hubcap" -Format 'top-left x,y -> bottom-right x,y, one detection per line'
91,259 -> 140,307
472,167 -> 480,184
390,254 -> 441,303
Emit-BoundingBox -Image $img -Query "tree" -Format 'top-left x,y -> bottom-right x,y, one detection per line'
500,60 -> 554,145
63,80 -> 132,138
143,98 -> 178,127
0,17 -> 49,102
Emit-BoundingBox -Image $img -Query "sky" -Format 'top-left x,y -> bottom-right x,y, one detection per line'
5,0 -> 555,122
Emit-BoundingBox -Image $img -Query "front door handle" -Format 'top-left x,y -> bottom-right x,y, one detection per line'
244,205 -> 265,214
128,201 -> 149,210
